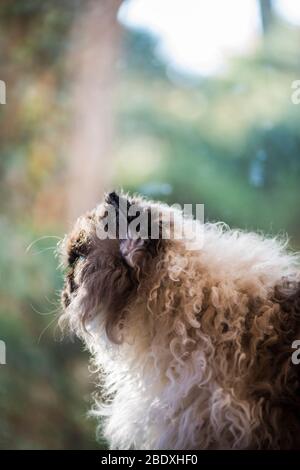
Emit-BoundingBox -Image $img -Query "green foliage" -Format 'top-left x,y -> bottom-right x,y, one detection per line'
117,22 -> 300,247
0,221 -> 103,449
121,28 -> 167,78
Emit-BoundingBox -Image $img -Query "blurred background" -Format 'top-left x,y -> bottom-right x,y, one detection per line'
0,0 -> 300,449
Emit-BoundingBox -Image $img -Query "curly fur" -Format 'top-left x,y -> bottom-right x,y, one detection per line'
59,192 -> 300,449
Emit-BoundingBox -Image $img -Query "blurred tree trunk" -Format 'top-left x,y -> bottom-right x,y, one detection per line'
258,0 -> 273,35
66,0 -> 123,223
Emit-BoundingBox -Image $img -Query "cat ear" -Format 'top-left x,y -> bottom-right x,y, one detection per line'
120,219 -> 161,269
119,237 -> 147,268
105,191 -> 130,238
105,191 -> 160,269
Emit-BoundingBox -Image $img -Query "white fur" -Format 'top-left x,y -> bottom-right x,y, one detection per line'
64,221 -> 299,449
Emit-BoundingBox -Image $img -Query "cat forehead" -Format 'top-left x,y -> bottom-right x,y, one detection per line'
69,228 -> 88,247
67,215 -> 95,248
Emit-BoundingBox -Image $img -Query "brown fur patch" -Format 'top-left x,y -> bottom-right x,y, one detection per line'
60,192 -> 300,449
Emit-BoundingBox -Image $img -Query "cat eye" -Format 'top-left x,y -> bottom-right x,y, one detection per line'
68,249 -> 86,267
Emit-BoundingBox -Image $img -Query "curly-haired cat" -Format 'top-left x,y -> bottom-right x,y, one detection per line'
59,191 -> 300,449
